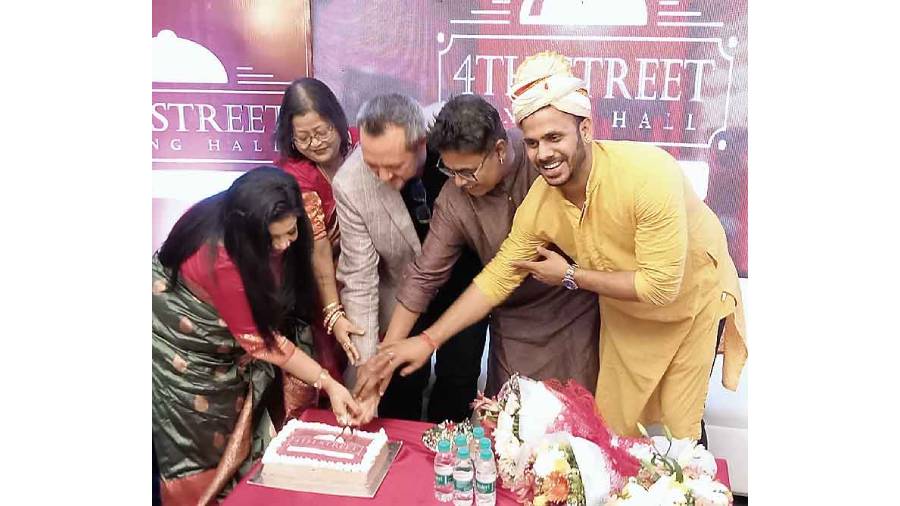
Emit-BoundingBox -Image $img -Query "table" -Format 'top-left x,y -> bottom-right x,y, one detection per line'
222,409 -> 730,505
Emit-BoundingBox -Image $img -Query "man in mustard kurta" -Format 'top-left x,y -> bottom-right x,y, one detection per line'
367,52 -> 747,440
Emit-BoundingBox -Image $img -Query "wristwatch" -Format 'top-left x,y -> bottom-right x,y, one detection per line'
562,263 -> 579,290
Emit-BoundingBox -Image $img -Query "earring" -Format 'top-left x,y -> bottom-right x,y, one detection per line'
499,156 -> 504,166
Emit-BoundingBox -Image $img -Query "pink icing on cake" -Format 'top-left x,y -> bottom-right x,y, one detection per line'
276,427 -> 368,465
262,420 -> 389,475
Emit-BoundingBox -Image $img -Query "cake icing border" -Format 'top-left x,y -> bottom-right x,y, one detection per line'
262,419 -> 388,473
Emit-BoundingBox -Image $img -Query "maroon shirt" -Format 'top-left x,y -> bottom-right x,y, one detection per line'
396,131 -> 601,395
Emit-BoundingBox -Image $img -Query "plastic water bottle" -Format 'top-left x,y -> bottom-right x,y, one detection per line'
452,446 -> 474,506
469,427 -> 485,455
434,439 -> 455,502
474,448 -> 497,506
454,433 -> 469,454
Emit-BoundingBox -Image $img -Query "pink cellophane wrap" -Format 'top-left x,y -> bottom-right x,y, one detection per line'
541,379 -> 643,491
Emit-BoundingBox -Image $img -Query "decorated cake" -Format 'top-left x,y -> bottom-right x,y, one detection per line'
260,420 -> 391,494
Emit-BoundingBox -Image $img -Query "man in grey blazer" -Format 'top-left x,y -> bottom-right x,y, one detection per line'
333,93 -> 488,423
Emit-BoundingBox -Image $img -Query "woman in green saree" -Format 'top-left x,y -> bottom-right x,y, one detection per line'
152,166 -> 361,505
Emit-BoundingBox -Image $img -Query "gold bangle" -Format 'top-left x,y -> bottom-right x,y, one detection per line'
326,310 -> 342,332
322,301 -> 342,316
322,304 -> 343,324
326,310 -> 345,335
323,306 -> 342,330
312,367 -> 330,390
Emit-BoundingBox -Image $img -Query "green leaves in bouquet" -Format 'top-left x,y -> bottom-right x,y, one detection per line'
502,373 -> 522,441
562,445 -> 586,506
643,424 -> 684,484
672,457 -> 684,484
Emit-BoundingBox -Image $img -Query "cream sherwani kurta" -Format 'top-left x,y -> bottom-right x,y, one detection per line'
473,140 -> 747,439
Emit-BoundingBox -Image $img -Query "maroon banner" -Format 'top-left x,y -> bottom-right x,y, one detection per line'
312,0 -> 747,276
151,0 -> 312,250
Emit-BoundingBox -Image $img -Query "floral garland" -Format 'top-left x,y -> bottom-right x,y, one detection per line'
421,418 -> 474,452
491,373 -> 524,485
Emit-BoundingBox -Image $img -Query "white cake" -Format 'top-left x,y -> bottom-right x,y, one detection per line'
261,420 -> 391,494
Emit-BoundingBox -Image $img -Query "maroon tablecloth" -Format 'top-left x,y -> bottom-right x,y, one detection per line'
222,409 -> 730,505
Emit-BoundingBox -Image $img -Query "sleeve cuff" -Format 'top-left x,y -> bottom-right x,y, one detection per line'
632,270 -> 678,306
395,288 -> 431,314
632,270 -> 652,304
473,273 -> 508,305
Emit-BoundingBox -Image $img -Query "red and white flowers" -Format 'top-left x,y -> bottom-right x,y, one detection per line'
470,374 -> 736,505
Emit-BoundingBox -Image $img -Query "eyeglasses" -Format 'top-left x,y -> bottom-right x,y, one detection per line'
437,151 -> 492,183
292,123 -> 335,150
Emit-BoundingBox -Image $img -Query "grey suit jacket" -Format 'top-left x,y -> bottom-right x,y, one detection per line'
332,146 -> 423,379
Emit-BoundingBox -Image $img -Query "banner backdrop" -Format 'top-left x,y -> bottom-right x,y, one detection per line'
151,0 -> 312,251
311,0 -> 747,276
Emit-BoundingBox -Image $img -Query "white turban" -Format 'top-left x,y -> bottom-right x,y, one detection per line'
509,51 -> 592,124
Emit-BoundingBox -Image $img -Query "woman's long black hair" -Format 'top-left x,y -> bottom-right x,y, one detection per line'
158,166 -> 317,348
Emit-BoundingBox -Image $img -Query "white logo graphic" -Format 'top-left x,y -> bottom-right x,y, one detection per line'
519,0 -> 648,26
152,30 -> 228,84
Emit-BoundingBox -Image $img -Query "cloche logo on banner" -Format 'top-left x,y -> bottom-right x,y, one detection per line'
151,30 -> 291,168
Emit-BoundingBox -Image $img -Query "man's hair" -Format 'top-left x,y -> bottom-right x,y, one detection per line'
428,94 -> 508,155
356,93 -> 426,151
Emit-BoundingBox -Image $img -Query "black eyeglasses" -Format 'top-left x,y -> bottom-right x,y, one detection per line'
437,151 -> 492,182
407,180 -> 431,225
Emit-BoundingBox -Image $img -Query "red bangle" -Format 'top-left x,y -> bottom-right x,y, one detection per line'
419,330 -> 439,351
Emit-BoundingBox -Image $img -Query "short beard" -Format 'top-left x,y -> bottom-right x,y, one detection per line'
548,136 -> 587,187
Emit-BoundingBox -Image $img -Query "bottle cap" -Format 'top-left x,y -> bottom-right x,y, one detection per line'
473,427 -> 485,439
480,448 -> 492,460
437,439 -> 451,453
457,446 -> 470,459
479,438 -> 491,450
454,434 -> 468,446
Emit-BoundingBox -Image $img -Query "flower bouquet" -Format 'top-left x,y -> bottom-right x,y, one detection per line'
472,374 -> 735,505
607,425 -> 733,505
472,374 -> 644,505
512,435 -> 587,506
